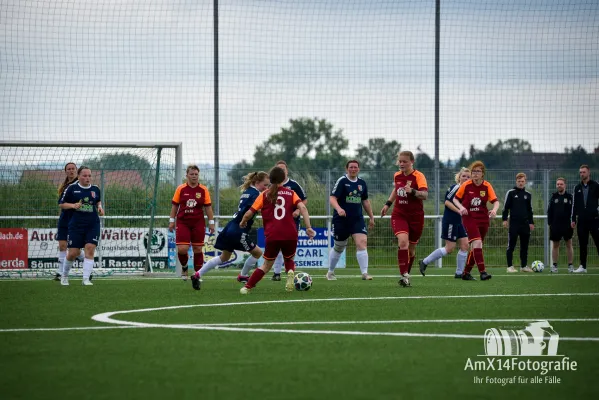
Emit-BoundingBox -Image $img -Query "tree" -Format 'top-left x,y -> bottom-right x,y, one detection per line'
468,139 -> 533,169
354,138 -> 401,170
83,152 -> 154,185
562,145 -> 599,169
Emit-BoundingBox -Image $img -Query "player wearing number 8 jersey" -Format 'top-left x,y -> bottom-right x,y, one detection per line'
240,167 -> 316,294
453,160 -> 499,281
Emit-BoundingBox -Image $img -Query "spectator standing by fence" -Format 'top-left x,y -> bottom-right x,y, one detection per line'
547,177 -> 574,273
571,165 -> 599,273
502,172 -> 534,273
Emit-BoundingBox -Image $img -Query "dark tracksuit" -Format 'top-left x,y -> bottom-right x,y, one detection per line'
547,191 -> 574,242
502,187 -> 534,267
571,179 -> 599,269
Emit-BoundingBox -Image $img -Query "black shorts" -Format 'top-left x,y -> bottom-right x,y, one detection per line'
68,224 -> 100,248
550,224 -> 574,242
214,224 -> 256,253
332,217 -> 367,242
441,221 -> 468,242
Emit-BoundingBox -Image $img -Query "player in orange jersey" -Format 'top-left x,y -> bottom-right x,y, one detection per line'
452,160 -> 499,281
239,167 -> 316,294
380,151 -> 428,287
169,165 -> 215,281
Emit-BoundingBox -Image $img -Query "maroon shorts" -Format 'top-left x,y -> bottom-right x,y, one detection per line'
391,215 -> 424,244
462,218 -> 489,243
263,240 -> 297,261
176,220 -> 206,246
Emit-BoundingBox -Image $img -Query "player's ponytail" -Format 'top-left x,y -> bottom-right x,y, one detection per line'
239,171 -> 268,191
267,167 -> 285,204
58,162 -> 77,195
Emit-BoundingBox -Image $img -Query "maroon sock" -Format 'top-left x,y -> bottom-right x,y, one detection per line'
463,251 -> 474,274
193,252 -> 204,272
398,248 -> 409,275
283,258 -> 295,273
473,248 -> 486,273
246,268 -> 265,289
408,254 -> 415,274
178,253 -> 189,267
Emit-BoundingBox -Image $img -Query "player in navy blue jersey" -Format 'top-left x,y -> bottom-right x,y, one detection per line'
190,171 -> 270,290
59,166 -> 104,286
54,162 -> 79,280
419,167 -> 471,278
270,160 -> 308,281
327,160 -> 375,280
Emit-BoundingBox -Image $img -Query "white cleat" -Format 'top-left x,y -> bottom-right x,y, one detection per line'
82,278 -> 94,286
550,266 -> 558,273
361,273 -> 373,280
520,266 -> 533,273
240,286 -> 250,295
60,277 -> 69,286
326,271 -> 337,281
506,266 -> 518,273
573,266 -> 587,274
399,273 -> 411,287
568,265 -> 574,273
285,270 -> 295,292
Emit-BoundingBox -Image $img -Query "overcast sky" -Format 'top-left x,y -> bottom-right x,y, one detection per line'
1,0 -> 597,166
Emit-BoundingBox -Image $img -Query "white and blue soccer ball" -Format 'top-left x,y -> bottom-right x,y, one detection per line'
294,272 -> 312,291
531,260 -> 545,273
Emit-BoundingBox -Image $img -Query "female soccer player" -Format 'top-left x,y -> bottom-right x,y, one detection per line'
419,167 -> 471,278
327,160 -> 375,281
452,160 -> 499,281
54,162 -> 78,280
169,165 -> 215,281
59,166 -> 105,286
380,151 -> 428,287
190,171 -> 270,290
239,167 -> 316,294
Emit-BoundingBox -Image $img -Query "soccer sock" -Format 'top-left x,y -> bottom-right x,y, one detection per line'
398,248 -> 409,275
328,249 -> 342,273
178,253 -> 189,268
63,260 -> 74,277
272,253 -> 284,274
193,252 -> 204,272
408,254 -> 415,274
83,258 -> 94,280
245,268 -> 265,289
473,248 -> 486,273
463,252 -> 474,274
77,252 -> 85,262
283,258 -> 295,273
198,255 -> 223,277
57,250 -> 66,275
456,250 -> 468,275
240,255 -> 258,276
423,248 -> 447,266
356,249 -> 368,274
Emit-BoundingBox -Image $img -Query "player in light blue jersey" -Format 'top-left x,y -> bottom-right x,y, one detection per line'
270,160 -> 308,281
190,171 -> 270,290
327,160 -> 375,280
59,166 -> 104,286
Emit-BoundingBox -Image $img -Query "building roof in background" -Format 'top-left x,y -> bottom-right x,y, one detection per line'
20,170 -> 144,187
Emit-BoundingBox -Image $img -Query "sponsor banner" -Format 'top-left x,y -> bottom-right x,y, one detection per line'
256,227 -> 345,268
0,228 -> 28,269
27,228 -> 168,269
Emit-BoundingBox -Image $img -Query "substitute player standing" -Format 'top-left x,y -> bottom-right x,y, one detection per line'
453,160 -> 498,281
169,165 -> 215,281
59,166 -> 104,286
547,177 -> 574,273
327,160 -> 375,281
239,167 -> 316,294
380,151 -> 428,287
571,164 -> 599,273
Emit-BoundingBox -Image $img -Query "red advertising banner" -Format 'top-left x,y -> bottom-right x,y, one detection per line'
0,228 -> 28,269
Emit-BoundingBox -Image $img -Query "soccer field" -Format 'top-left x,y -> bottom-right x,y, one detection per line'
1,268 -> 598,400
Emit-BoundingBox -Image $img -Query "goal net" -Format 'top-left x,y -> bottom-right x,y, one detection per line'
0,142 -> 181,278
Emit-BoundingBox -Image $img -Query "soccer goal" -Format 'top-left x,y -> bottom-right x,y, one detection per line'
0,141 -> 182,277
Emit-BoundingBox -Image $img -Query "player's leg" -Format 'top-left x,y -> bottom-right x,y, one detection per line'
327,219 -> 349,280
352,232 -> 371,280
280,240 -> 298,292
242,241 -> 281,293
239,245 -> 263,282
551,240 -> 560,273
391,217 -> 410,285
506,224 -> 518,272
565,236 -> 574,272
406,218 -> 423,275
575,221 -> 589,272
420,222 -> 455,275
175,223 -> 191,280
190,222 -> 206,273
56,239 -> 67,280
519,224 -> 531,272
271,252 -> 284,281
461,219 -> 481,280
590,219 -> 599,259
455,237 -> 469,278
473,224 -> 491,280
80,225 -> 99,285
62,230 -> 84,286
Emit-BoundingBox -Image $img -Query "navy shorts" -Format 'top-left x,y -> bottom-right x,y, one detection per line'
332,218 -> 367,242
214,226 -> 256,253
441,221 -> 468,242
68,224 -> 100,249
56,223 -> 69,241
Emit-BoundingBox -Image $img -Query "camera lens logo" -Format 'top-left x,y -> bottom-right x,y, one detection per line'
484,320 -> 559,356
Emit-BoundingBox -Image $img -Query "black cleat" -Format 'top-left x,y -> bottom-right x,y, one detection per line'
271,273 -> 281,281
419,260 -> 427,276
461,273 -> 476,281
237,275 -> 249,283
480,271 -> 492,281
53,273 -> 61,281
191,274 -> 201,290
454,273 -> 462,279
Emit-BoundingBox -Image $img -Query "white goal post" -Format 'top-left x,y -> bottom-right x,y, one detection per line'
0,141 -> 182,277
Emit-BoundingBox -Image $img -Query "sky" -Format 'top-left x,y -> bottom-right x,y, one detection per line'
1,0 -> 598,166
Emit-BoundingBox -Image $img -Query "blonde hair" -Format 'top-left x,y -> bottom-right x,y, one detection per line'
240,171 -> 269,191
398,150 -> 415,162
556,177 -> 566,184
516,172 -> 527,180
454,167 -> 470,184
468,160 -> 486,177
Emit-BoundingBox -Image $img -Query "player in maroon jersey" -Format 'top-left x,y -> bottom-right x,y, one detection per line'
453,160 -> 499,281
168,165 -> 215,281
239,167 -> 316,294
380,151 -> 428,287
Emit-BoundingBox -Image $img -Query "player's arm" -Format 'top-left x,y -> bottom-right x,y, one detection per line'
488,185 -> 500,219
362,199 -> 375,229
411,188 -> 428,200
411,172 -> 428,200
527,192 -> 534,229
380,189 -> 397,217
241,194 -> 263,228
296,201 -> 316,239
501,191 -> 512,227
59,186 -> 81,210
444,200 -> 460,214
547,196 -> 554,227
571,190 -> 578,227
168,204 -> 178,232
204,205 -> 215,234
330,195 -> 346,217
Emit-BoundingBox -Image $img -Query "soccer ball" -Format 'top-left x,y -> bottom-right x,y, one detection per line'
531,260 -> 544,273
294,272 -> 312,291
